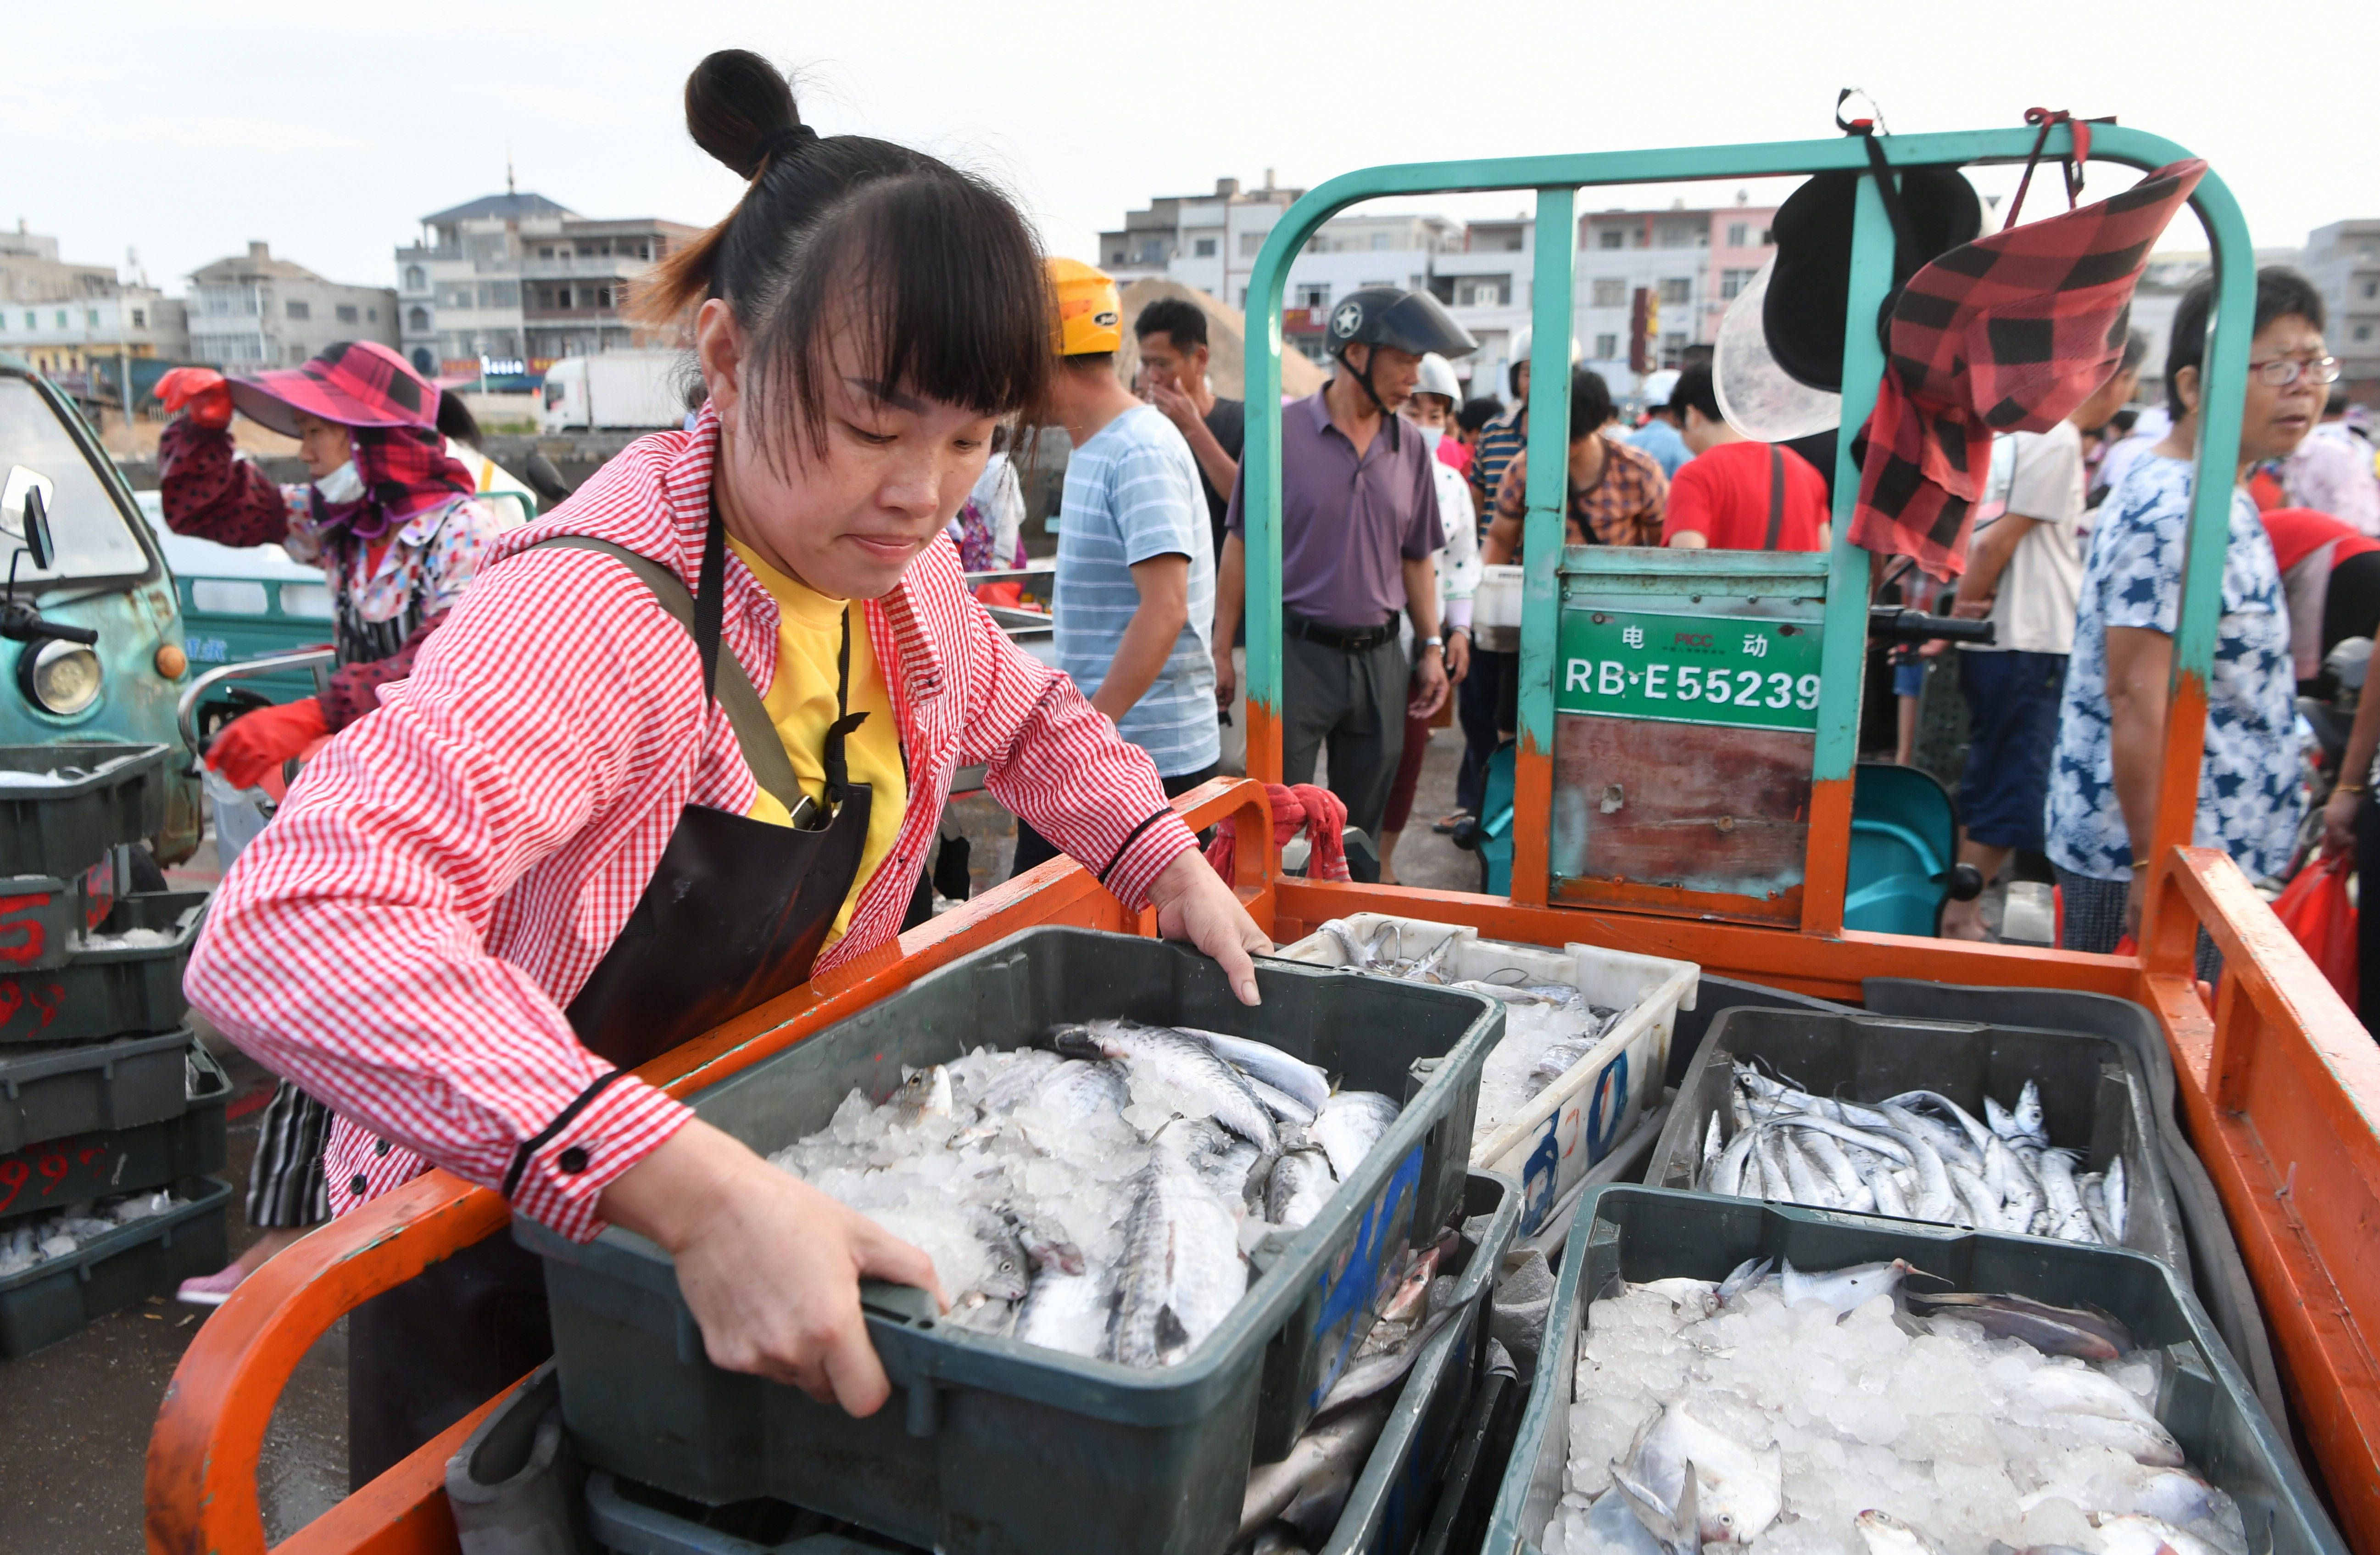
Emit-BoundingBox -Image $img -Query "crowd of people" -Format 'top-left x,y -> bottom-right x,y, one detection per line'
1015,255 -> 2378,1010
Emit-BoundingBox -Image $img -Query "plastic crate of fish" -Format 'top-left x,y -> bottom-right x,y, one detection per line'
0,1028 -> 197,1153
1483,1186 -> 2343,1555
1647,1007 -> 2186,1270
0,1175 -> 230,1358
0,744 -> 171,881
0,889 -> 204,1044
538,1172 -> 1524,1555
1307,1170 -> 1522,1555
1273,914 -> 1697,1237
0,1038 -> 226,1222
516,927 -> 1503,1555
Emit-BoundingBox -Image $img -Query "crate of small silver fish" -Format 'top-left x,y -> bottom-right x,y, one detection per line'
515,927 -> 1503,1555
1646,1008 -> 2185,1270
0,744 -> 171,881
1273,914 -> 1697,1236
1484,1185 -> 2344,1555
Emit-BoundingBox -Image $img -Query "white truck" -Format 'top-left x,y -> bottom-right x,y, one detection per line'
538,351 -> 690,432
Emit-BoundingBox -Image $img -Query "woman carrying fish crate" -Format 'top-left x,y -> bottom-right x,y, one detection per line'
184,49 -> 1271,1485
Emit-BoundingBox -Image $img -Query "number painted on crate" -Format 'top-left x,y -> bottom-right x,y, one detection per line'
0,895 -> 47,965
1584,1053 -> 1630,1163
26,984 -> 57,1030
0,1159 -> 24,1215
1306,1145 -> 1423,1410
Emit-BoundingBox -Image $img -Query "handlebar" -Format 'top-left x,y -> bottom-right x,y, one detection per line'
176,649 -> 338,756
1869,605 -> 1996,647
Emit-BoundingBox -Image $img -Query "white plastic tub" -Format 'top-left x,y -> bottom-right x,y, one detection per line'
1271,914 -> 1697,1234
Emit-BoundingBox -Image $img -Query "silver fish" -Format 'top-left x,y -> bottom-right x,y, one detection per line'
2021,1363 -> 2162,1428
1879,1089 -> 1997,1159
1309,1091 -> 1399,1182
1054,1020 -> 1279,1152
1797,1127 -> 1866,1202
1947,1161 -> 2003,1230
1240,1073 -> 1317,1127
2091,1514 -> 2222,1555
1856,1510 -> 1950,1555
1265,1147 -> 1338,1231
1317,918 -> 1373,968
1993,1137 -> 2046,1235
1183,1027 -> 1332,1115
1111,1152 -> 1247,1368
1778,1257 -> 1915,1315
1708,1126 -> 1757,1197
965,1206 -> 1031,1303
2105,1155 -> 2129,1243
2014,1078 -> 2046,1141
2036,1149 -> 2097,1243
1903,1292 -> 2129,1359
1701,1113 -> 1725,1178
890,1064 -> 953,1122
1617,1403 -> 1783,1547
1529,1036 -> 1601,1092
1869,1166 -> 1913,1219
1237,1393 -> 1393,1544
1884,1106 -> 1960,1222
1780,1130 -> 1836,1208
2045,1410 -> 2186,1466
1771,1111 -> 1914,1166
1014,1262 -> 1115,1357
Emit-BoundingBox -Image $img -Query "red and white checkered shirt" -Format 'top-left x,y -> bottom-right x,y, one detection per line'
185,407 -> 1198,1241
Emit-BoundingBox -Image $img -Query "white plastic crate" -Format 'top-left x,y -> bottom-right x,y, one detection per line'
1271,913 -> 1697,1234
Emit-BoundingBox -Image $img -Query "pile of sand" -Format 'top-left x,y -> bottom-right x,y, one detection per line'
1113,279 -> 1325,402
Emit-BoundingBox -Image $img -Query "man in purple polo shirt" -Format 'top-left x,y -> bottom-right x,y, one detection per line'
1214,287 -> 1477,839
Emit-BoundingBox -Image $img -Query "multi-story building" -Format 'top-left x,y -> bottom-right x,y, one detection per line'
1098,180 -> 1778,403
185,242 -> 396,369
0,228 -> 190,377
2303,220 -> 2380,403
395,192 -> 701,382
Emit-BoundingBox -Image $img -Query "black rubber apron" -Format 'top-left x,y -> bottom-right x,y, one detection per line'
347,507 -> 876,1487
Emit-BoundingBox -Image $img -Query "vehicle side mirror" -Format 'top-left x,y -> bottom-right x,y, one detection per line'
0,464 -> 56,562
20,487 -> 52,573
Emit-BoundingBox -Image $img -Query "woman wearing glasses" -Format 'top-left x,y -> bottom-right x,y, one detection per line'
2044,268 -> 2337,962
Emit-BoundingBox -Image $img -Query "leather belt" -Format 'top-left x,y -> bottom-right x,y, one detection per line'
1286,611 -> 1399,653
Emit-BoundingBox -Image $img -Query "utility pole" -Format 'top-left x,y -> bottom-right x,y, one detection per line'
115,247 -> 136,454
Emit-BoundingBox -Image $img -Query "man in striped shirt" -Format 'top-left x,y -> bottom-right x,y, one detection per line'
1015,261 -> 1218,876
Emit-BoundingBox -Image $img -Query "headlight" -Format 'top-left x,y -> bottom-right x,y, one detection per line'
21,639 -> 101,716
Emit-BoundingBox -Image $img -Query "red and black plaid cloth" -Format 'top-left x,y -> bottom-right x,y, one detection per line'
1849,158 -> 2207,579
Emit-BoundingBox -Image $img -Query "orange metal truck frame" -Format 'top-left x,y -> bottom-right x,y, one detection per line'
145,779 -> 2380,1555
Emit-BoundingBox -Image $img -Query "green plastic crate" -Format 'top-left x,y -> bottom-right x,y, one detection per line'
1483,1186 -> 2345,1555
0,1029 -> 196,1153
0,1175 -> 230,1358
0,744 -> 171,880
518,927 -> 1502,1555
0,1039 -> 226,1221
0,889 -> 204,1044
1646,1007 -> 2186,1272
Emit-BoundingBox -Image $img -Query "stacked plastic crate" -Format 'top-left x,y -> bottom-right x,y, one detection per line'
0,743 -> 229,1357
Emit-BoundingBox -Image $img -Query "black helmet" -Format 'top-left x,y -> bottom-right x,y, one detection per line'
1326,287 -> 1477,361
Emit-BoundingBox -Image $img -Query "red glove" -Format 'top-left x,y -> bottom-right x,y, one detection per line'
206,698 -> 329,790
155,367 -> 233,430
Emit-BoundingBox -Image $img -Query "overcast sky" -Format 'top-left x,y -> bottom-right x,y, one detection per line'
13,0 -> 2374,295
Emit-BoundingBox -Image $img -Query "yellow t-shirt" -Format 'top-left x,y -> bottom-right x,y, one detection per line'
726,537 -> 908,944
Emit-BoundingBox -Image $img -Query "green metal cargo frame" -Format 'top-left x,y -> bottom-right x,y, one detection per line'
1237,125 -> 2255,914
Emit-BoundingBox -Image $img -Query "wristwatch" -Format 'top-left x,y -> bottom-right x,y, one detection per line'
1422,636 -> 1443,652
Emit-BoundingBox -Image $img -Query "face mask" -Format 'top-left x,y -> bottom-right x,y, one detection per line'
1415,425 -> 1445,453
314,459 -> 365,505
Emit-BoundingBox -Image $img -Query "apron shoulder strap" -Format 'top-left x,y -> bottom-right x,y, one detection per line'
522,534 -> 804,815
1764,445 -> 1788,550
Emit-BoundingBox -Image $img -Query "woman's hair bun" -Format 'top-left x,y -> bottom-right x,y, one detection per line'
684,50 -> 801,181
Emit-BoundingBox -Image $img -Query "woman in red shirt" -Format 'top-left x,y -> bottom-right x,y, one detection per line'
186,50 -> 1268,1473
